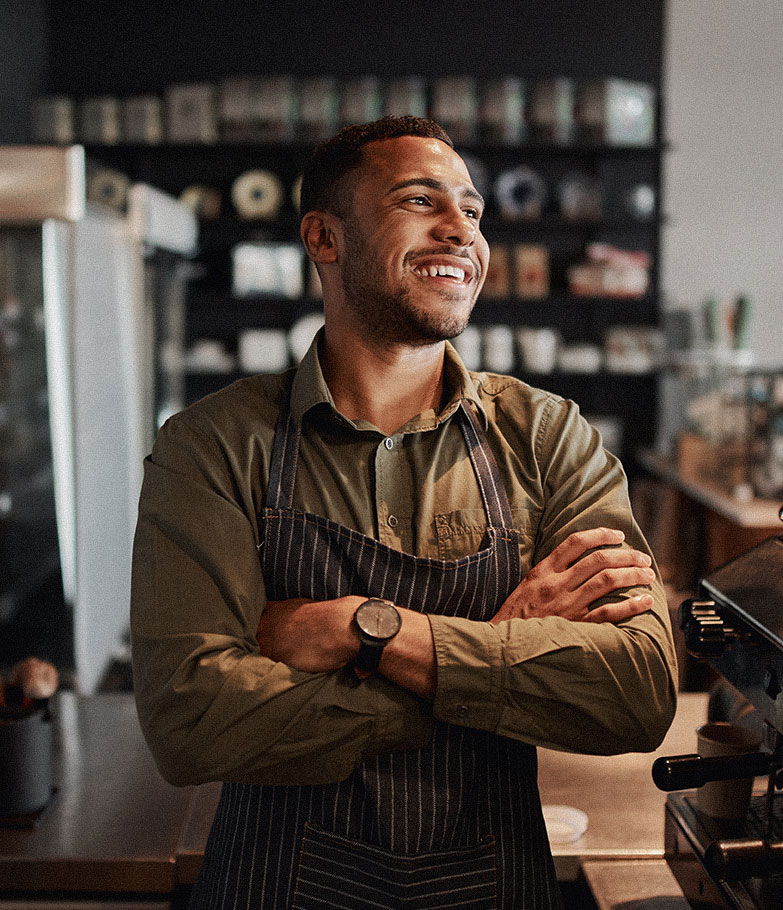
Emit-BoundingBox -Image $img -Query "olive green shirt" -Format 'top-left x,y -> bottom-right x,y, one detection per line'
130,337 -> 677,787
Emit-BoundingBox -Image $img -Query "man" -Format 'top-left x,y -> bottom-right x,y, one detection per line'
131,116 -> 677,909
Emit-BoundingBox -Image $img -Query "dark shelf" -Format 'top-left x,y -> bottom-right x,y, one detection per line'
84,141 -> 664,156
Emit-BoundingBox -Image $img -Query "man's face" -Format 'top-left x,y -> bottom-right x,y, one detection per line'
337,135 -> 489,346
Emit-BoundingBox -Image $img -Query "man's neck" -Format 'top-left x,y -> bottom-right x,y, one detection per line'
319,327 -> 447,436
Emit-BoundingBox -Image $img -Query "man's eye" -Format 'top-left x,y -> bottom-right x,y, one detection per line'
407,195 -> 430,206
464,208 -> 481,220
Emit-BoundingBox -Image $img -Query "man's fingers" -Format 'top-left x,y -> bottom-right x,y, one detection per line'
545,527 -> 626,572
583,593 -> 654,624
566,546 -> 652,590
578,565 -> 656,603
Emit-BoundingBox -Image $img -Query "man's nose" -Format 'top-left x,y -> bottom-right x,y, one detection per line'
432,204 -> 477,246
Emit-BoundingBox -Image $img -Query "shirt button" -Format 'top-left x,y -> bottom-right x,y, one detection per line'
384,437 -> 394,450
456,705 -> 469,717
387,515 -> 398,528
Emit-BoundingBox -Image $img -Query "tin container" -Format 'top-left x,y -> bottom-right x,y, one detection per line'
0,708 -> 52,817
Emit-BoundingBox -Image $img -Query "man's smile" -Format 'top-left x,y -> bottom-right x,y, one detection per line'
413,262 -> 467,281
407,253 -> 476,285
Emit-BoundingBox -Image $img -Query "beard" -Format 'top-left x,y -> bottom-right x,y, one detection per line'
340,222 -> 475,347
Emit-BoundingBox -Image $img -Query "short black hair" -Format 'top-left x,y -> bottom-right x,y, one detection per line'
299,115 -> 454,220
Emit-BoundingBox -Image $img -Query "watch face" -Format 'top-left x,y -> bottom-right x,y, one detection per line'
355,599 -> 401,641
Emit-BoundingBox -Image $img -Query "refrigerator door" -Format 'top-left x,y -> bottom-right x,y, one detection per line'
1,147 -> 196,693
0,225 -> 61,621
68,210 -> 143,694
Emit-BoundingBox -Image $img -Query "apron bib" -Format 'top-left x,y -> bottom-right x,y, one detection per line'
190,393 -> 562,909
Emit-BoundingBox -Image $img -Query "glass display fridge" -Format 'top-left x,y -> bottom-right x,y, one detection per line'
0,146 -> 197,693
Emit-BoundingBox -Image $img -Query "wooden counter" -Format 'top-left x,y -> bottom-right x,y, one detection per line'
538,691 -> 707,881
637,450 -> 781,588
639,450 -> 782,530
0,691 -> 706,901
0,693 -> 191,894
172,694 -> 709,889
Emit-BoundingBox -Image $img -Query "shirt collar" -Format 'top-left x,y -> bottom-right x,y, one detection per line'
289,329 -> 487,431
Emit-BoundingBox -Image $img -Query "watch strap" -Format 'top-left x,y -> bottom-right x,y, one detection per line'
355,638 -> 385,673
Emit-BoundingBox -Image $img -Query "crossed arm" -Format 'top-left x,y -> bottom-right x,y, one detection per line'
256,526 -> 658,699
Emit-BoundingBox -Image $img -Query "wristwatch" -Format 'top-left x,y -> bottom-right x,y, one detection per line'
353,598 -> 402,673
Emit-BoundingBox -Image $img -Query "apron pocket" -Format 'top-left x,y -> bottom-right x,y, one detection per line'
291,822 -> 497,909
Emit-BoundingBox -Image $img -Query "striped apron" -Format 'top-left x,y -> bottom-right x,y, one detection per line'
190,394 -> 562,910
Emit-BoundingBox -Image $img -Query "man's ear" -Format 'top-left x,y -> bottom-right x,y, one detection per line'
300,211 -> 340,264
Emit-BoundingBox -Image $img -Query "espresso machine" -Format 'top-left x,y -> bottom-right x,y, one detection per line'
653,529 -> 783,909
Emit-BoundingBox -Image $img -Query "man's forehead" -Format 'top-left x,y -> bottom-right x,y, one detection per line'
360,135 -> 474,186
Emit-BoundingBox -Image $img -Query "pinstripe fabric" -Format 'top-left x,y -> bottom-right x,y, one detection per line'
190,395 -> 562,910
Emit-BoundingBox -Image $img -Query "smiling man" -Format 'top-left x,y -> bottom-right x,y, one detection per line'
131,117 -> 677,909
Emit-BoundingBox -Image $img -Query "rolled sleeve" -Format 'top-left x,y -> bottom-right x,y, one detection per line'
429,597 -> 676,755
428,614 -> 504,731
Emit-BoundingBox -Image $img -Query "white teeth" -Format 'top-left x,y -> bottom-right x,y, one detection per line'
415,264 -> 466,281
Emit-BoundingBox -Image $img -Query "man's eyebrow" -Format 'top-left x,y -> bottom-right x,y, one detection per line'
386,177 -> 485,208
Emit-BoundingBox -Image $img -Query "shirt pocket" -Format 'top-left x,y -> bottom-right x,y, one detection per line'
433,508 -> 537,573
292,821 -> 497,910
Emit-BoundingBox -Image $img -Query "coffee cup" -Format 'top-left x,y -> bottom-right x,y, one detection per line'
517,327 -> 558,374
696,721 -> 762,820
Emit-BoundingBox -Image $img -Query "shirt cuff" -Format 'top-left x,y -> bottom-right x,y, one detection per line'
428,614 -> 504,732
366,677 -> 435,755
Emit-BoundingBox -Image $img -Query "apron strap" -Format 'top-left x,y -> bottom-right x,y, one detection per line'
264,378 -> 300,510
458,401 -> 515,529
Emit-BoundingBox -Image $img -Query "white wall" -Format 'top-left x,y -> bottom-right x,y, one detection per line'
662,0 -> 783,368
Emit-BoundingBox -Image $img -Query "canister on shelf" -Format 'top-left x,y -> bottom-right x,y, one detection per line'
574,79 -> 656,146
479,77 -> 526,145
31,96 -> 75,144
122,95 -> 164,144
431,76 -> 479,144
494,167 -> 547,222
483,325 -> 516,373
231,170 -> 284,221
78,96 -> 122,145
166,83 -> 218,144
339,77 -> 383,128
180,185 -> 222,221
526,78 -> 575,144
512,243 -> 550,299
297,76 -> 339,142
480,244 -> 511,299
254,75 -> 298,143
238,328 -> 289,374
517,327 -> 559,374
382,77 -> 428,119
231,242 -> 304,298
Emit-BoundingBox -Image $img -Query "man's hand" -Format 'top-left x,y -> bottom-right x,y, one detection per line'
256,595 -> 364,672
256,596 -> 437,698
490,528 -> 656,626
